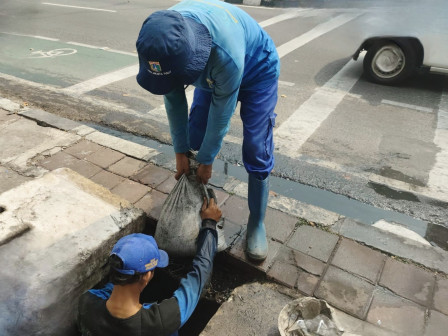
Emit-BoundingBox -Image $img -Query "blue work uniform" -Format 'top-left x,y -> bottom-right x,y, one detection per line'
77,227 -> 217,336
164,0 -> 280,180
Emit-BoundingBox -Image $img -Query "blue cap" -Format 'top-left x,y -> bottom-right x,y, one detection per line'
110,233 -> 169,275
136,10 -> 212,95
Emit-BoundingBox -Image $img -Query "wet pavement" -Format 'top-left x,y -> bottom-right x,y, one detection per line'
1,98 -> 448,335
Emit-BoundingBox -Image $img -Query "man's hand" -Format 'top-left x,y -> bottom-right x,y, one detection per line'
197,163 -> 212,184
175,152 -> 190,180
201,197 -> 222,222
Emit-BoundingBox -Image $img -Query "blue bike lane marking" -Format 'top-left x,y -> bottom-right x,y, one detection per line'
0,33 -> 137,88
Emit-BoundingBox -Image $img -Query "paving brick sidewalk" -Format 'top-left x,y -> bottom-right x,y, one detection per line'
1,104 -> 448,335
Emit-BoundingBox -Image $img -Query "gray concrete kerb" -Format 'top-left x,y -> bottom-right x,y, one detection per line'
18,109 -> 160,162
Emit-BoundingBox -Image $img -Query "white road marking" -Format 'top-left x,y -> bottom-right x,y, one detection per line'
237,4 -> 284,10
276,13 -> 362,58
279,80 -> 295,87
373,220 -> 431,246
1,32 -> 59,41
258,9 -> 312,28
28,48 -> 77,58
381,99 -> 434,113
33,35 -> 60,41
427,81 -> 448,198
66,42 -> 137,57
62,65 -> 138,96
42,3 -> 116,13
66,41 -> 108,49
274,56 -> 364,158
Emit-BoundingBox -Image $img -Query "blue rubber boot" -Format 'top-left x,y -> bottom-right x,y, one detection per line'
246,174 -> 269,261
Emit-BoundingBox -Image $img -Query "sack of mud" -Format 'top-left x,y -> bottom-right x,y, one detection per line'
155,157 -> 226,257
278,297 -> 344,336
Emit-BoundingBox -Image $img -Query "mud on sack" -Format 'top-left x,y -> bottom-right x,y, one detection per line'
155,157 -> 226,256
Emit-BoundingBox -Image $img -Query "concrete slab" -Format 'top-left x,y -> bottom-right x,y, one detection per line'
64,140 -> 104,159
0,117 -> 79,175
20,108 -> 82,131
424,310 -> 448,336
0,108 -> 19,124
335,218 -> 448,274
287,225 -> 339,262
432,276 -> 448,316
86,131 -> 159,161
108,156 -> 147,177
202,282 -> 397,336
0,168 -> 146,335
331,238 -> 386,283
333,310 -> 399,336
315,266 -> 375,319
200,282 -> 302,336
0,98 -> 20,112
379,258 -> 435,307
0,166 -> 33,194
132,164 -> 172,188
367,288 -> 426,336
229,235 -> 282,273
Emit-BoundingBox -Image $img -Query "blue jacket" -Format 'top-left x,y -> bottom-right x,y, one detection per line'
165,0 -> 280,165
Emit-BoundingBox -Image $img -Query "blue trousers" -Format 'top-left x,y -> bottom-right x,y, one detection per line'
188,81 -> 278,180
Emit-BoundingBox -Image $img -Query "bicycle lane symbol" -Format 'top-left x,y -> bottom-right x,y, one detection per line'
28,48 -> 78,58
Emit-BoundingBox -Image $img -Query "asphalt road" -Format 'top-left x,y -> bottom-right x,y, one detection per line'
0,0 -> 447,228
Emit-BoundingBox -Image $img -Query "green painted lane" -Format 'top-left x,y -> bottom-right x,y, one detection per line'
0,33 -> 138,88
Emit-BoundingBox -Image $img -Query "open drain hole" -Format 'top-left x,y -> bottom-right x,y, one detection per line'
90,253 -> 261,334
0,206 -> 5,213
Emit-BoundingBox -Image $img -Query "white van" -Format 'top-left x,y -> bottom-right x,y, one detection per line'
352,3 -> 448,84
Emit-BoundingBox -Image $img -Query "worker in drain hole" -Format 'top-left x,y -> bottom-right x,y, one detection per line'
136,0 -> 280,261
77,196 -> 221,336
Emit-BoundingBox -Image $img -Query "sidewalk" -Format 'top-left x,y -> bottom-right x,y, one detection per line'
1,99 -> 447,336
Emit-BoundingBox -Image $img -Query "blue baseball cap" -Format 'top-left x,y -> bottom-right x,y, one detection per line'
110,233 -> 169,275
136,10 -> 212,95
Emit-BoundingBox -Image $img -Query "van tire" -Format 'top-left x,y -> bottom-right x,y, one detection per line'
363,40 -> 417,84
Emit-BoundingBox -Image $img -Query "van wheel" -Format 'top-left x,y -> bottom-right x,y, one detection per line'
363,40 -> 417,84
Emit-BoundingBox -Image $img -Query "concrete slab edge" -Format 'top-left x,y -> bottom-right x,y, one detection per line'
0,97 -> 21,112
19,108 -> 82,131
14,103 -> 161,161
336,217 -> 448,275
85,131 -> 160,161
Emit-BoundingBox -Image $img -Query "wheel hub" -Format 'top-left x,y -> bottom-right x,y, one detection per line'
372,45 -> 405,78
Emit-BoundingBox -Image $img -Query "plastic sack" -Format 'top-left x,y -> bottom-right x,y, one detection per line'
278,297 -> 344,336
155,158 -> 226,257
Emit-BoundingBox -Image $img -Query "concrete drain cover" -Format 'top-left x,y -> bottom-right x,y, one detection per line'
0,168 -> 146,335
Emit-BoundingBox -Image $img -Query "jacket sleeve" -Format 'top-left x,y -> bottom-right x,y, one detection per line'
196,58 -> 243,165
173,227 -> 218,327
164,86 -> 190,154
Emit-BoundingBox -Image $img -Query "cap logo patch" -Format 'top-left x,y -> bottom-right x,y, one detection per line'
145,258 -> 158,270
148,61 -> 162,73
